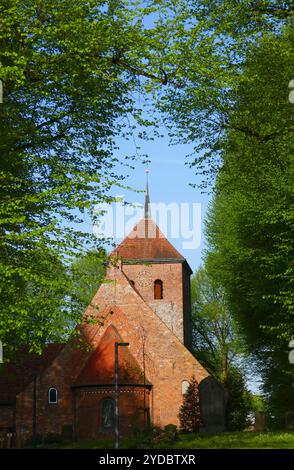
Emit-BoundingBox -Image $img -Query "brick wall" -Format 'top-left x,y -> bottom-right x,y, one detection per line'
0,404 -> 14,429
122,262 -> 185,343
15,346 -> 89,440
83,264 -> 209,428
76,387 -> 150,439
9,259 -> 208,441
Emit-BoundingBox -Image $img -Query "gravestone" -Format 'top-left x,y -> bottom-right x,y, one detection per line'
254,411 -> 266,432
285,411 -> 294,430
199,376 -> 228,433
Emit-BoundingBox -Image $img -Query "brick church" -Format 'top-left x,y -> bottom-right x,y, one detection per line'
0,185 -> 225,444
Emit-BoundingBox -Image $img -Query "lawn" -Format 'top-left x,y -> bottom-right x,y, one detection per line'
164,431 -> 294,449
39,431 -> 294,449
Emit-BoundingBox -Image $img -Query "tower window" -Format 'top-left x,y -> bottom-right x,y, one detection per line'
48,387 -> 58,404
154,279 -> 163,300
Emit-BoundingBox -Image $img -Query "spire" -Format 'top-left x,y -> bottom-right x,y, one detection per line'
144,168 -> 151,219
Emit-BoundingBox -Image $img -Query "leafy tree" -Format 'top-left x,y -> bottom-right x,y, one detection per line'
191,266 -> 251,430
224,368 -> 252,431
205,25 -> 294,425
0,0 -> 166,355
178,376 -> 202,433
145,1 -> 293,185
191,266 -> 246,382
69,249 -> 106,320
250,394 -> 268,413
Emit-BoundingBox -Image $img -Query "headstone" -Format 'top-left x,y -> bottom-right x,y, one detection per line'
61,425 -> 73,441
285,411 -> 294,430
199,376 -> 228,433
254,411 -> 266,432
6,432 -> 13,448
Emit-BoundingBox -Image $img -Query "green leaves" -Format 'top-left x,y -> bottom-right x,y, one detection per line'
0,0 -> 159,356
204,25 -> 294,425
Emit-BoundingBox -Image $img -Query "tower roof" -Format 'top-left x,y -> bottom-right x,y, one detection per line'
111,176 -> 192,273
112,218 -> 188,264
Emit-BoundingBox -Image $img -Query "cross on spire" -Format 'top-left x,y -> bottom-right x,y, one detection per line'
144,167 -> 151,219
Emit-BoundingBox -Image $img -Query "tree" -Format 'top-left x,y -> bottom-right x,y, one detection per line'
145,1 -> 293,186
69,249 -> 106,320
191,266 -> 246,382
0,0 -> 167,355
191,266 -> 252,430
224,368 -> 252,431
178,376 -> 202,433
205,25 -> 294,425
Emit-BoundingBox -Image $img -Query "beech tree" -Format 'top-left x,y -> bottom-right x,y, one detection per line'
149,1 -> 293,184
205,26 -> 294,425
191,266 -> 251,430
0,0 -> 166,356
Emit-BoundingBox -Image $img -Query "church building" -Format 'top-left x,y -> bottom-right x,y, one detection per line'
0,186 -> 225,444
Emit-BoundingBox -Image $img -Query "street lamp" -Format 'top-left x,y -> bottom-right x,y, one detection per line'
114,341 -> 129,449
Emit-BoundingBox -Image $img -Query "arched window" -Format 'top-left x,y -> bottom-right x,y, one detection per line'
181,380 -> 189,396
48,387 -> 58,404
102,398 -> 115,430
154,279 -> 163,299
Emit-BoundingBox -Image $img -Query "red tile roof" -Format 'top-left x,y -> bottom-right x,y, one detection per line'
0,344 -> 64,402
112,218 -> 184,261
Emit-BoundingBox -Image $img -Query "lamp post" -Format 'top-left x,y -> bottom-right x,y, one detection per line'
114,341 -> 129,449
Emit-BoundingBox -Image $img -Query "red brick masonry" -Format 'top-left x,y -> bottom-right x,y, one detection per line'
0,217 -> 209,442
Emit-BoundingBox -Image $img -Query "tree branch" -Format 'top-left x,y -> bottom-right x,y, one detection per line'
251,3 -> 294,19
111,56 -> 169,85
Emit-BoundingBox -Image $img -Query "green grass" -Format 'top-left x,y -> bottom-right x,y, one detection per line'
163,431 -> 294,449
39,431 -> 294,449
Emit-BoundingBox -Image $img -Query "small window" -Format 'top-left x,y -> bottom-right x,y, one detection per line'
48,387 -> 58,404
154,279 -> 163,299
102,398 -> 115,430
130,280 -> 135,287
182,380 -> 189,395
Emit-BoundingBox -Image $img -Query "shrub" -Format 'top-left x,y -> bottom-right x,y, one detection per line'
178,376 -> 201,433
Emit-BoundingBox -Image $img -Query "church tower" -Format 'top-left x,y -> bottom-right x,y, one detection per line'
112,180 -> 193,349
